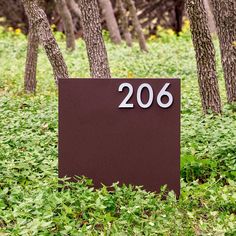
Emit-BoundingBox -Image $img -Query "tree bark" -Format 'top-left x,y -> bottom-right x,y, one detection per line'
174,0 -> 185,35
79,0 -> 111,78
186,0 -> 221,114
68,0 -> 83,33
126,0 -> 148,52
203,0 -> 216,33
98,0 -> 122,44
22,0 -> 69,83
67,0 -> 82,19
24,24 -> 39,93
67,0 -> 83,30
57,0 -> 76,51
24,0 -> 45,93
117,0 -> 132,47
210,0 -> 236,103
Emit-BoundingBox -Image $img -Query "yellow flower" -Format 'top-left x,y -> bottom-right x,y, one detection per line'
148,35 -> 157,41
51,24 -> 56,30
232,41 -> 236,47
182,19 -> 190,33
8,27 -> 14,32
127,71 -> 134,78
15,28 -> 22,35
166,29 -> 175,36
157,25 -> 164,32
184,20 -> 190,28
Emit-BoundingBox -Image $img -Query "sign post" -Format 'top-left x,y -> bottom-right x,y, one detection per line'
59,79 -> 180,194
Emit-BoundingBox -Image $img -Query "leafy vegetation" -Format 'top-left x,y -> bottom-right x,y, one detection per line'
0,27 -> 236,235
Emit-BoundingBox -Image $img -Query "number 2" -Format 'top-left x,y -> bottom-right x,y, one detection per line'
118,83 -> 134,108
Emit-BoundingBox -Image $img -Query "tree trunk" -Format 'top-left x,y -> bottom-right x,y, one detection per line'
21,0 -> 69,83
69,0 -> 84,34
57,0 -> 76,51
126,0 -> 148,52
67,0 -> 82,18
24,0 -> 45,93
186,0 -> 221,114
174,0 -> 185,35
24,23 -> 39,93
24,24 -> 39,93
67,0 -> 82,31
79,0 -> 111,78
117,0 -> 132,47
203,0 -> 216,33
210,0 -> 236,103
98,0 -> 122,44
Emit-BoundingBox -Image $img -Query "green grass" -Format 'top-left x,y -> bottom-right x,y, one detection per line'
0,29 -> 236,235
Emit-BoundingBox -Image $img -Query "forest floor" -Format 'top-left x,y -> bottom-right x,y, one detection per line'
0,28 -> 236,235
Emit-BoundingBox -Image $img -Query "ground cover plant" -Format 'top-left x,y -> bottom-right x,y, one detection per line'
0,27 -> 236,235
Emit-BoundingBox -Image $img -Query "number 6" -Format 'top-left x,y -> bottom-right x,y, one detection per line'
157,83 -> 173,108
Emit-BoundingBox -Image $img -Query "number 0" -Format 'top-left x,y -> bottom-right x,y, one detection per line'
137,83 -> 154,109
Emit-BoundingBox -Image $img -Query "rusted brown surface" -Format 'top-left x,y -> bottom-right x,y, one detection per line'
59,79 -> 180,195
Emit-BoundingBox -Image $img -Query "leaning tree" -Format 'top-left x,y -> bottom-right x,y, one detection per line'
22,0 -> 69,93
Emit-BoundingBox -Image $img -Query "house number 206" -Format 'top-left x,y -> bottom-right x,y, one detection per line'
118,83 -> 173,109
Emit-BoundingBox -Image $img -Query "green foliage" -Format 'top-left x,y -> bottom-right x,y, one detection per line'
0,29 -> 236,235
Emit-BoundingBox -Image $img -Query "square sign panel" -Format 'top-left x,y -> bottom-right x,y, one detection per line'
59,79 -> 180,195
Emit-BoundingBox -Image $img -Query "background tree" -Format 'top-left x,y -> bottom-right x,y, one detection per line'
186,0 -> 221,114
79,0 -> 111,78
126,0 -> 148,52
22,0 -> 69,87
203,0 -> 216,33
67,0 -> 82,31
57,0 -> 76,51
1,0 -> 186,38
210,0 -> 236,103
117,0 -> 132,47
98,0 -> 122,44
174,0 -> 185,35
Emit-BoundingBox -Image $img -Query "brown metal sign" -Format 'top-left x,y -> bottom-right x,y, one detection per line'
59,79 -> 180,194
